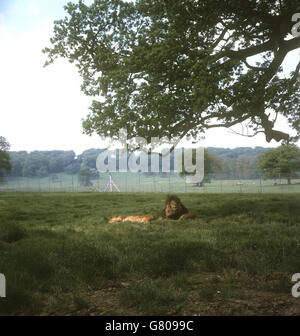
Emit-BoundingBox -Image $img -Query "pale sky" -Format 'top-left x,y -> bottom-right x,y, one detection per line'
0,0 -> 299,154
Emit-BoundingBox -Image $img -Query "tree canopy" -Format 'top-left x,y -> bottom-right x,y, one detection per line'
43,0 -> 300,145
258,143 -> 300,183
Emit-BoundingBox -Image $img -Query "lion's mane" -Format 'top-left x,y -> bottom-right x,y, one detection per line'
162,195 -> 189,220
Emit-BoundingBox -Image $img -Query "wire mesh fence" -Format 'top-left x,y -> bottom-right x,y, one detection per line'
1,172 -> 300,193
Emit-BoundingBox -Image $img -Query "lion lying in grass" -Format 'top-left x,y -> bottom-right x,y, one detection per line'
109,215 -> 155,224
109,195 -> 197,223
162,195 -> 197,220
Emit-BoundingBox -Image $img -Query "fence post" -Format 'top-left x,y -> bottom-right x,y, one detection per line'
139,173 -> 141,192
259,176 -> 262,193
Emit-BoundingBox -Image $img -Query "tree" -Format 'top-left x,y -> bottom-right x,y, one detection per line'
8,150 -> 77,177
80,148 -> 104,170
180,148 -> 223,186
43,0 -> 300,146
78,169 -> 94,186
0,137 -> 12,182
258,144 -> 300,184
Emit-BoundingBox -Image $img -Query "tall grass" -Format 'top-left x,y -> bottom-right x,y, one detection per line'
0,192 -> 300,315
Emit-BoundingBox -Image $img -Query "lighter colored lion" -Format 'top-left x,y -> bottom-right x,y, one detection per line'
109,215 -> 155,224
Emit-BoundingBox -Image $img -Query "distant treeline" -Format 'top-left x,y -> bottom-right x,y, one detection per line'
206,146 -> 268,179
8,149 -> 102,177
8,147 -> 269,179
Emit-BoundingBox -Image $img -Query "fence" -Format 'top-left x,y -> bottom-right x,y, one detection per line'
1,172 -> 300,193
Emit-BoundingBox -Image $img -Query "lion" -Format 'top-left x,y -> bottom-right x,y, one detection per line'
162,195 -> 197,220
109,215 -> 155,224
108,195 -> 196,224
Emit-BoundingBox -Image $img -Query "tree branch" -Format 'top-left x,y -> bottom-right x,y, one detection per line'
219,40 -> 274,60
242,58 -> 267,71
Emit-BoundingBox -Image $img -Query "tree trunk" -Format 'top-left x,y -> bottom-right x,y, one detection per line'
287,177 -> 291,185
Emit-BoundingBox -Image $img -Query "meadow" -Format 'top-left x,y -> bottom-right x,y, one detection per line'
0,192 -> 300,315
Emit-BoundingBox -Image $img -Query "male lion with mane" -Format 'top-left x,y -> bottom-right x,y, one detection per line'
162,195 -> 197,220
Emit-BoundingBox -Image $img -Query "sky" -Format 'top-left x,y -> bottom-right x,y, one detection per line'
0,0 -> 299,154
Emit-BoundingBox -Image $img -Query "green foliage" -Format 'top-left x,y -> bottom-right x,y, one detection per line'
0,137 -> 10,152
180,148 -> 223,184
202,146 -> 268,179
80,148 -> 104,170
43,0 -> 300,143
8,149 -> 107,177
9,150 -> 77,177
258,144 -> 300,184
78,169 -> 93,186
7,147 -> 267,179
0,137 -> 11,182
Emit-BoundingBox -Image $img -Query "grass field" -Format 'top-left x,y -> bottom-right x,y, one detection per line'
0,192 -> 300,315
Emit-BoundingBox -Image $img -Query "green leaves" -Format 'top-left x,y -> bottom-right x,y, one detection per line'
0,137 -> 11,181
43,0 -> 300,143
258,144 -> 300,184
180,148 -> 222,184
